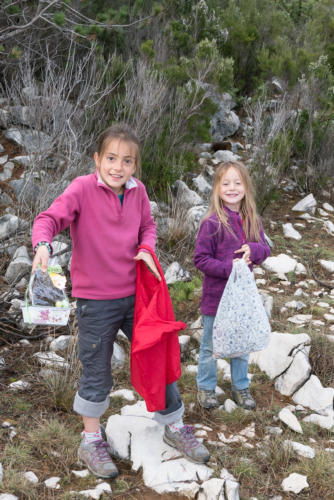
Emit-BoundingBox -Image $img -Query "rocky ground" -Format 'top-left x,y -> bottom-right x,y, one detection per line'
1,126 -> 334,499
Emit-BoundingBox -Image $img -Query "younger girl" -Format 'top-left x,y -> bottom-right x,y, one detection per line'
194,161 -> 270,410
32,124 -> 209,479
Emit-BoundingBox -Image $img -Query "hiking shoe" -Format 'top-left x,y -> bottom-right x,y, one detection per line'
232,388 -> 256,410
78,437 -> 119,479
163,425 -> 210,464
197,389 -> 220,409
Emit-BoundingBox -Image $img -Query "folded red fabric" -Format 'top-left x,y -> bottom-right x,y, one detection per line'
131,244 -> 186,411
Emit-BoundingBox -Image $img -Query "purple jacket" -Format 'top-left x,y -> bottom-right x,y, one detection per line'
194,207 -> 271,315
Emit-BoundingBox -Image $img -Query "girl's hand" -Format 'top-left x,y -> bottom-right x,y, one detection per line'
32,245 -> 50,273
234,244 -> 251,265
134,251 -> 161,281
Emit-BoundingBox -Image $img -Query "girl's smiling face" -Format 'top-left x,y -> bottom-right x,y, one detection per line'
94,138 -> 137,194
219,166 -> 245,211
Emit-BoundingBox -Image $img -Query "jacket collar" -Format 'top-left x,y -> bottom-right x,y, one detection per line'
95,170 -> 138,190
223,205 -> 240,216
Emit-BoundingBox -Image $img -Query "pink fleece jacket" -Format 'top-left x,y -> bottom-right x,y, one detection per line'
32,172 -> 156,300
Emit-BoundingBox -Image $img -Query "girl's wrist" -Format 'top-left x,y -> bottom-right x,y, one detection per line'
34,241 -> 53,256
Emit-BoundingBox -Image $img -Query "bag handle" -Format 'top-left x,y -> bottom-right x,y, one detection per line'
24,273 -> 35,324
232,258 -> 248,282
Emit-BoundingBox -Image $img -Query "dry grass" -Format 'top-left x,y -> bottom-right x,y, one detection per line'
309,332 -> 334,387
1,190 -> 334,499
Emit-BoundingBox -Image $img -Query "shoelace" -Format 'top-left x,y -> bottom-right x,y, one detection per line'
239,388 -> 250,399
180,425 -> 199,452
92,440 -> 112,463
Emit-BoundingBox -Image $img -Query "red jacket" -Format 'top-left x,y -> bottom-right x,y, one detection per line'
131,245 -> 186,411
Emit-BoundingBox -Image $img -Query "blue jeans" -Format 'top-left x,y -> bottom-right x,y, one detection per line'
196,315 -> 250,391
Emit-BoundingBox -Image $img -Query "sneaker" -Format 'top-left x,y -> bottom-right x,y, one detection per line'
78,437 -> 119,479
163,425 -> 210,464
232,388 -> 256,410
197,389 -> 220,409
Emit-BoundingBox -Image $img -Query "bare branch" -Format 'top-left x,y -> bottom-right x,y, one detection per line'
0,0 -> 60,42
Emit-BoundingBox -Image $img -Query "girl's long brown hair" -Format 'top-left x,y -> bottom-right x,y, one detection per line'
207,161 -> 262,241
96,123 -> 141,178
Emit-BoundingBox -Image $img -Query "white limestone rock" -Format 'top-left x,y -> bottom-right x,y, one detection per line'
281,473 -> 309,494
33,352 -> 69,369
287,314 -> 312,325
4,127 -> 52,154
282,223 -> 302,240
275,349 -> 311,396
179,335 -> 191,355
278,407 -> 303,433
266,426 -> 283,435
293,375 -> 334,414
0,495 -> 19,500
111,342 -> 126,370
292,194 -> 317,212
225,479 -> 240,500
198,478 -> 225,500
285,300 -> 305,310
325,314 -> 334,322
49,240 -> 71,268
317,301 -> 329,308
303,411 -> 334,431
165,261 -> 191,285
185,364 -> 198,374
110,389 -> 135,401
173,180 -> 204,208
324,220 -> 334,236
262,254 -> 297,275
295,262 -> 307,275
0,162 -> 14,182
249,332 -> 310,379
323,202 -> 334,212
283,440 -> 315,458
213,150 -> 240,163
5,246 -> 32,283
23,471 -> 39,483
217,359 -> 231,381
71,469 -> 89,478
224,399 -> 238,413
0,463 -> 2,482
44,476 -> 61,489
49,335 -> 71,352
193,174 -> 212,196
9,380 -> 31,391
149,201 -> 159,217
187,205 -> 208,233
189,316 -> 203,343
77,482 -> 112,499
105,402 -> 212,495
318,208 -> 329,216
220,468 -> 238,481
239,423 -> 255,439
259,292 -> 273,318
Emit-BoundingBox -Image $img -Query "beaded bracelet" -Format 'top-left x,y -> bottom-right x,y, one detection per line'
34,241 -> 53,256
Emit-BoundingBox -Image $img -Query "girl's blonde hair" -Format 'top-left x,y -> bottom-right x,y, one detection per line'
96,123 -> 141,178
208,161 -> 261,241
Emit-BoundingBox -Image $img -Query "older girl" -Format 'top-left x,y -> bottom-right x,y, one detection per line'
32,124 -> 209,478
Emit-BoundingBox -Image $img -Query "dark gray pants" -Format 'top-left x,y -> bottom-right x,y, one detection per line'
73,296 -> 184,424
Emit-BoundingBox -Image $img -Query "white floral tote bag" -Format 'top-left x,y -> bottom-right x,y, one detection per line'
213,259 -> 271,358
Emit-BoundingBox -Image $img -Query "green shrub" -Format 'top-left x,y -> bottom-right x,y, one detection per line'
53,11 -> 66,26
